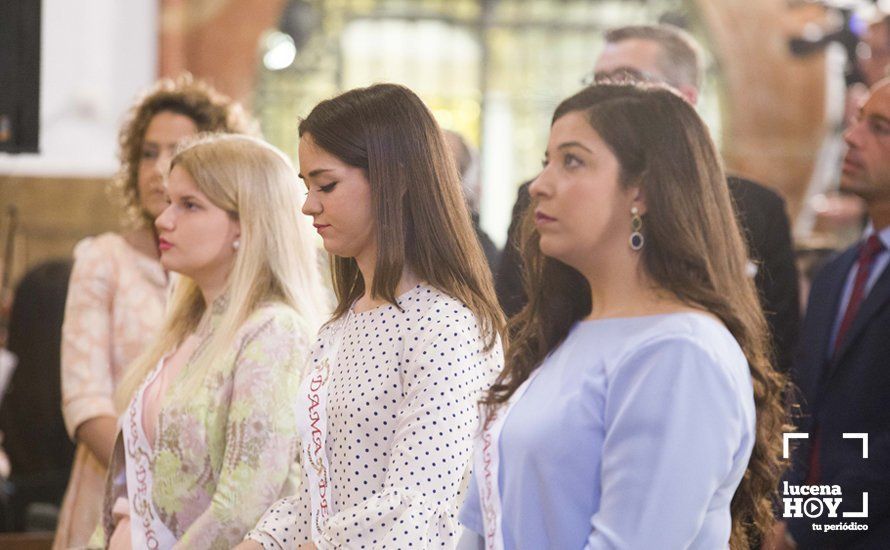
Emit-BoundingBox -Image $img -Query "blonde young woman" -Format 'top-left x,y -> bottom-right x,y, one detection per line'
56,75 -> 254,549
101,134 -> 327,549
238,83 -> 505,549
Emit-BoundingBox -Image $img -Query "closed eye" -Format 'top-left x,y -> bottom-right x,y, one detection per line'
319,182 -> 338,193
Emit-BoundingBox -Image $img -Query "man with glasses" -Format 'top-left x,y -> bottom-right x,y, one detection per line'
496,24 -> 800,376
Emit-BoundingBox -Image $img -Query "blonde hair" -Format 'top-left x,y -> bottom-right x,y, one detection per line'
115,134 -> 327,408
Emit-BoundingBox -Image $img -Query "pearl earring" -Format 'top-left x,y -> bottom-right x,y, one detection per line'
232,239 -> 240,251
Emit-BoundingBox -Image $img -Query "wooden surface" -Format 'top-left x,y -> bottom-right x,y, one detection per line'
0,176 -> 119,287
0,532 -> 54,550
695,0 -> 829,221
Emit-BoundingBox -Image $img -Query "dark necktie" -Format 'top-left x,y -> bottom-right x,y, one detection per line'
806,234 -> 886,484
833,234 -> 886,354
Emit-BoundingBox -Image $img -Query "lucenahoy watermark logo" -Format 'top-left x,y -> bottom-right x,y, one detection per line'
782,433 -> 869,533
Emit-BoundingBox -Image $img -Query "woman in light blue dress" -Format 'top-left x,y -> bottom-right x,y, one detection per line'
460,83 -> 787,549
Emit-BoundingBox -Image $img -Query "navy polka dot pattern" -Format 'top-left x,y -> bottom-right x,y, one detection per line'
247,284 -> 503,549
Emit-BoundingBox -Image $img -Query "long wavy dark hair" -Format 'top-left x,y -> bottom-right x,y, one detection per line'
482,83 -> 788,549
298,83 -> 505,349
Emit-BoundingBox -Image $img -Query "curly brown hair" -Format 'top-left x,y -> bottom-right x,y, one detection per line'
483,84 -> 789,549
111,73 -> 258,227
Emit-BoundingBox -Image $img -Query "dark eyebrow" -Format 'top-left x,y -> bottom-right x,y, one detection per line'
557,141 -> 593,153
297,168 -> 334,179
867,113 -> 890,125
544,141 -> 593,159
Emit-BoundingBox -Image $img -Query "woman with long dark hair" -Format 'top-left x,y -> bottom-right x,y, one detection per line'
460,83 -> 787,549
240,83 -> 505,549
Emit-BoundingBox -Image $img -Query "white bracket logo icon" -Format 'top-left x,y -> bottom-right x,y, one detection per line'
781,432 -> 868,518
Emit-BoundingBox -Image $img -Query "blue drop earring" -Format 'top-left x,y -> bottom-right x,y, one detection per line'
629,206 -> 644,251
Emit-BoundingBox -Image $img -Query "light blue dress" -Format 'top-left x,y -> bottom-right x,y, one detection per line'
459,312 -> 756,549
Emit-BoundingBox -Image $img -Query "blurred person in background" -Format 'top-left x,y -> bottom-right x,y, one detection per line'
803,11 -> 890,257
849,12 -> 890,107
55,74 -> 255,549
444,129 -> 501,272
0,260 -> 73,532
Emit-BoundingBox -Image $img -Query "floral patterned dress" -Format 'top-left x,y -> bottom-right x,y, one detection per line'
102,302 -> 312,549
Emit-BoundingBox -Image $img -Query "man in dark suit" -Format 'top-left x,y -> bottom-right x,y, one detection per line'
496,24 -> 800,372
771,79 -> 890,549
443,130 -> 501,273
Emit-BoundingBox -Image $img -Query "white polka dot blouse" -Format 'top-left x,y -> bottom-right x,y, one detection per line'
247,283 -> 503,549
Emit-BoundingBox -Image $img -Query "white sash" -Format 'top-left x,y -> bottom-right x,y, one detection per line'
474,370 -> 539,550
475,333 -> 577,550
121,358 -> 177,550
295,312 -> 352,544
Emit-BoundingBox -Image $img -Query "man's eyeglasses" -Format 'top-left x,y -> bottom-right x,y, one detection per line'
580,67 -> 665,87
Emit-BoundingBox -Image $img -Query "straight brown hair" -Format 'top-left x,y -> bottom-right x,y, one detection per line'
298,83 -> 505,349
483,83 -> 788,549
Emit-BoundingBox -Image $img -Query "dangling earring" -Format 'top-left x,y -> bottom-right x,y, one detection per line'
232,239 -> 240,251
629,207 -> 644,251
